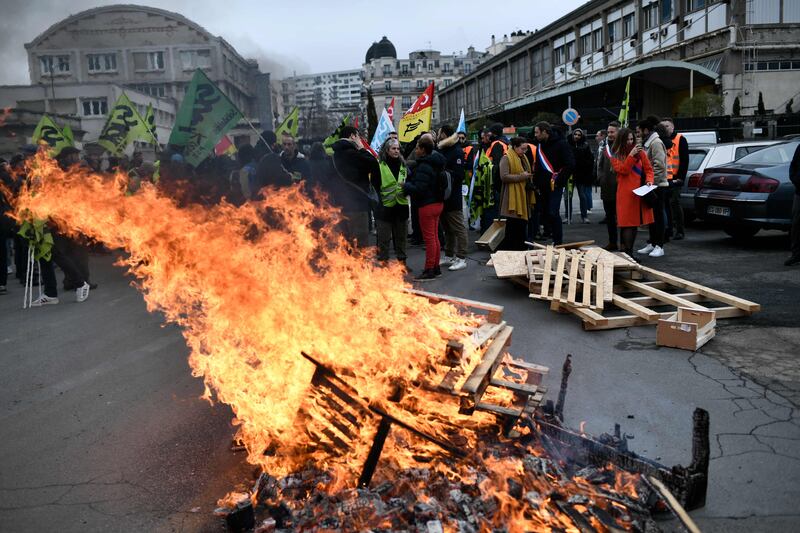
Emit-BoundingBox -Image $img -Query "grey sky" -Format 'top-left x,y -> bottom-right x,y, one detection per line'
1,0 -> 585,84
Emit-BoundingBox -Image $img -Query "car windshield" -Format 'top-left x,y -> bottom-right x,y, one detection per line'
688,149 -> 709,171
736,142 -> 800,165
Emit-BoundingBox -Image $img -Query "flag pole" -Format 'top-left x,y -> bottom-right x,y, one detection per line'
243,115 -> 274,154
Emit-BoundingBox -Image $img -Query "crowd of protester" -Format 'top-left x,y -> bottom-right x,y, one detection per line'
3,115 -> 798,301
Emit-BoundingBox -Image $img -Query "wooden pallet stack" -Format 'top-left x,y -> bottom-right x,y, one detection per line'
489,243 -> 761,331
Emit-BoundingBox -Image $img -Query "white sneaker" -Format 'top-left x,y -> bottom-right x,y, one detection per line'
649,245 -> 665,258
449,258 -> 468,271
76,282 -> 90,302
31,295 -> 59,306
637,243 -> 654,254
439,255 -> 455,266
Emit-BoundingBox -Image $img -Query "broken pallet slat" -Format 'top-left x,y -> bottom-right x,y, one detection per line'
567,252 -> 580,304
407,288 -> 504,323
490,377 -> 539,395
581,260 -> 592,307
611,294 -> 661,321
619,279 -> 708,311
540,247 -> 554,300
551,250 -> 567,303
461,326 -> 513,400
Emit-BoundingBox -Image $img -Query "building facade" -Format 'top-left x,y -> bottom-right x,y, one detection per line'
0,4 -> 275,148
362,37 -> 489,127
280,69 -> 362,137
438,0 -> 800,127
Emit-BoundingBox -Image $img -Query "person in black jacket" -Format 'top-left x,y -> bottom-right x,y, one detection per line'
331,125 -> 380,248
436,124 -> 468,272
403,136 -> 446,281
786,144 -> 800,266
280,133 -> 311,182
569,129 -> 595,224
479,123 -> 508,233
660,118 -> 689,240
532,122 -> 576,246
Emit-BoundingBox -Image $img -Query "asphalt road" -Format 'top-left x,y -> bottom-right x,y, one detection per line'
1,204 -> 798,532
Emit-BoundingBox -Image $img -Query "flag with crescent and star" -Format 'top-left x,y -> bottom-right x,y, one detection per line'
398,83 -> 434,143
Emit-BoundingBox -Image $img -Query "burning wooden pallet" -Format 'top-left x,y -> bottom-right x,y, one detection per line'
490,244 -> 760,331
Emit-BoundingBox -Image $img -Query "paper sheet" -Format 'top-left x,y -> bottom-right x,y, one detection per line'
633,184 -> 657,197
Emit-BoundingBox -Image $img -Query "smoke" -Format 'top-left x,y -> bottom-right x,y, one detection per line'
233,35 -> 310,79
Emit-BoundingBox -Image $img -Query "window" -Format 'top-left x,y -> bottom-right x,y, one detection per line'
623,13 -> 636,38
87,53 -> 117,72
428,63 -> 434,72
592,29 -> 603,50
39,55 -> 70,75
179,49 -> 211,70
402,80 -> 410,92
82,98 -> 108,116
133,51 -> 164,71
686,0 -> 705,12
444,79 -> 453,87
464,63 -> 473,74
443,63 -> 452,73
402,96 -> 412,109
565,41 -> 575,61
416,79 -> 425,89
554,45 -> 566,65
384,80 -> 392,91
643,4 -> 658,29
383,64 -> 392,76
608,20 -> 621,42
662,0 -> 674,21
401,64 -> 409,75
417,63 -> 422,73
132,84 -> 166,98
580,34 -> 592,55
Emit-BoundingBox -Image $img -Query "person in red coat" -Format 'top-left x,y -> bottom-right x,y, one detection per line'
610,128 -> 655,256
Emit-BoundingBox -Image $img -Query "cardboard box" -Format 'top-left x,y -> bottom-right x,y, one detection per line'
656,307 -> 716,351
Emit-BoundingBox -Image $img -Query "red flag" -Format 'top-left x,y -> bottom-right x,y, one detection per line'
386,97 -> 395,123
214,134 -> 236,156
360,136 -> 378,158
353,116 -> 359,129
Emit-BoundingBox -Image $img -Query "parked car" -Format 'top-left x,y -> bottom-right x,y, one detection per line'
694,141 -> 799,240
681,141 -> 778,219
682,131 -> 718,145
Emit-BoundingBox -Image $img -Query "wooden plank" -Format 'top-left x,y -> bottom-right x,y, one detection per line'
526,253 -> 539,290
581,260 -> 592,307
637,265 -> 761,313
566,253 -> 580,304
461,326 -> 513,399
503,356 -> 550,376
551,250 -> 567,303
619,279 -> 708,310
595,261 -> 605,310
602,263 -> 614,303
406,288 -> 504,322
611,294 -> 661,321
475,402 -> 523,417
556,240 -> 595,249
470,321 -> 506,348
490,378 -> 539,395
540,247 -> 554,299
490,251 -> 531,278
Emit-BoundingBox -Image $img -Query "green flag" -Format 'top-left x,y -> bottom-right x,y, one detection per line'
275,106 -> 299,139
31,115 -> 73,156
169,69 -> 243,166
98,93 -> 155,154
618,77 -> 631,128
144,103 -> 158,142
323,116 -> 349,155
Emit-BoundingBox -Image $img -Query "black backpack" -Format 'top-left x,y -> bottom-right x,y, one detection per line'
437,169 -> 453,201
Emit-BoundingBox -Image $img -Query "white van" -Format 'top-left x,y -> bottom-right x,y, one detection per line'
681,131 -> 718,145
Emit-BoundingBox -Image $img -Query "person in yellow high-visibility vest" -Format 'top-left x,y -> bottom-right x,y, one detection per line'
375,138 -> 410,268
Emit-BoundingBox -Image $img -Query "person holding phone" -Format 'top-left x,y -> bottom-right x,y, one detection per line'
610,128 -> 655,257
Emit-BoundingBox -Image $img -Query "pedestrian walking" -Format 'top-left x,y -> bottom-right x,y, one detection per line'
569,128 -> 595,224
375,138 -> 410,268
596,122 -> 620,250
786,144 -> 800,266
532,122 -> 575,246
610,128 -> 655,257
635,116 -> 668,258
660,118 -> 688,240
436,124 -> 469,272
498,137 -> 534,250
403,136 -> 445,281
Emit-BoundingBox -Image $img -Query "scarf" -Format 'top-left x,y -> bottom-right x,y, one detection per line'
506,148 -> 532,220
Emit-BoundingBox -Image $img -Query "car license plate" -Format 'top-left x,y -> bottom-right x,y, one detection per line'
707,205 -> 730,216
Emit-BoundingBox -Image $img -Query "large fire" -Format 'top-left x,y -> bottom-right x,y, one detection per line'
10,153 -> 648,531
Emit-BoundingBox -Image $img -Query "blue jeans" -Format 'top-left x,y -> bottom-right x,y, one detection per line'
577,185 -> 592,218
548,186 -> 564,245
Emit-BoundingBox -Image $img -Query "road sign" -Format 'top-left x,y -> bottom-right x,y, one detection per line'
562,108 -> 580,126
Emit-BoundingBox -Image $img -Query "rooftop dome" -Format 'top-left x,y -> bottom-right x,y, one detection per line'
365,36 -> 397,63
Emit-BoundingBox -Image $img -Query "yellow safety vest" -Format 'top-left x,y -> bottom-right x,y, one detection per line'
379,161 -> 409,207
666,133 -> 683,181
